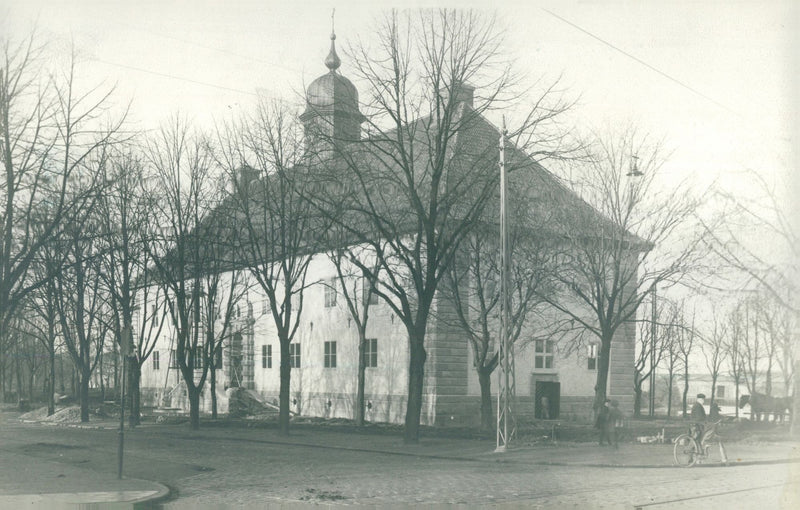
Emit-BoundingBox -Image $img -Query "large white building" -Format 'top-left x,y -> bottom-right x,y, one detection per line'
137,32 -> 637,427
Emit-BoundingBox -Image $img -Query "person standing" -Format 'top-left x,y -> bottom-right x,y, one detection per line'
540,395 -> 550,420
596,399 -> 611,445
608,400 -> 623,448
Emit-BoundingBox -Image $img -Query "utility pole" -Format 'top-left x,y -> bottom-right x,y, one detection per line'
496,117 -> 516,452
649,285 -> 657,417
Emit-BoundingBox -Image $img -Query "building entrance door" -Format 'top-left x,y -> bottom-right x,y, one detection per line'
535,381 -> 560,419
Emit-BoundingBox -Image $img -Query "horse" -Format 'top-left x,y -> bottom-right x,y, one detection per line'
739,392 -> 792,423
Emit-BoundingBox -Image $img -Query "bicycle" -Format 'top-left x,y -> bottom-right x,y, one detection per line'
673,420 -> 727,467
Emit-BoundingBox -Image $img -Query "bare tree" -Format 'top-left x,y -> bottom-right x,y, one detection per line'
677,309 -> 697,417
725,304 -> 746,419
740,298 -> 763,395
0,35 -> 125,389
701,307 -> 727,403
98,149 -> 169,426
22,235 -> 63,415
445,202 -> 560,431
325,241 -> 382,427
663,320 -> 681,418
54,206 -> 112,422
753,293 -> 788,397
196,203 -> 251,420
546,128 -> 703,412
700,160 -> 798,433
144,117 -> 221,430
702,170 -> 797,314
308,9 -> 577,443
216,99 -> 318,435
633,299 -> 671,417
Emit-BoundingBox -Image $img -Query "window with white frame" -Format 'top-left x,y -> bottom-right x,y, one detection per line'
152,351 -> 160,370
534,340 -> 555,370
364,338 -> 378,368
587,344 -> 598,370
324,279 -> 337,307
289,343 -> 301,368
717,386 -> 726,399
191,346 -> 204,370
324,341 -> 337,368
169,349 -> 178,369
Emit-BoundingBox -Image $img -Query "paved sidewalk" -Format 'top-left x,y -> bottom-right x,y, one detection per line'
0,448 -> 169,509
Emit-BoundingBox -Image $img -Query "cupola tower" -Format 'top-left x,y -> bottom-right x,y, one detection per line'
300,17 -> 364,152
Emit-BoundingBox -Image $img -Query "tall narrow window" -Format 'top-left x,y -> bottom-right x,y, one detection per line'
534,340 -> 555,370
324,341 -> 337,368
214,346 -> 223,369
152,351 -> 160,370
587,344 -> 598,370
262,344 -> 272,369
262,299 -> 268,315
191,346 -> 204,370
364,338 -> 378,368
169,349 -> 178,369
289,343 -> 301,368
324,279 -> 337,307
362,280 -> 380,305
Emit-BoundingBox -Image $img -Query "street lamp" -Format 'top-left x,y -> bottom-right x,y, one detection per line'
626,155 -> 654,416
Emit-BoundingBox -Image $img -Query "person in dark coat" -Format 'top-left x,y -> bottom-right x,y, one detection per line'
709,400 -> 721,420
596,399 -> 611,445
691,394 -> 707,441
608,400 -> 623,448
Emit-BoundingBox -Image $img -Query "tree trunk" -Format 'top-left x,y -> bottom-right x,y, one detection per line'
711,376 -> 717,402
734,380 -> 740,418
59,354 -> 65,393
80,366 -> 90,422
633,381 -> 643,418
188,385 -> 201,430
404,334 -> 427,444
28,365 -> 35,401
47,339 -> 55,416
128,361 -> 141,427
99,350 -> 105,402
355,333 -> 367,427
765,363 -> 773,396
478,365 -> 493,432
210,360 -> 218,420
279,338 -> 291,435
14,346 -> 22,403
681,370 -> 689,418
791,361 -> 800,437
666,374 -> 674,418
593,333 -> 613,412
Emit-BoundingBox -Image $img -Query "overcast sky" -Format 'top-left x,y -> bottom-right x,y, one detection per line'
3,1 -> 797,252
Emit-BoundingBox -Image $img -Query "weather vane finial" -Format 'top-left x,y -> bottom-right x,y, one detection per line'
325,8 -> 341,72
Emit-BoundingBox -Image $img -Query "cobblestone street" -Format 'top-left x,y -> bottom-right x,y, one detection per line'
1,409 -> 798,508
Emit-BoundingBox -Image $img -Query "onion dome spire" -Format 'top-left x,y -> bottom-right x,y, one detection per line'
325,9 -> 341,72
